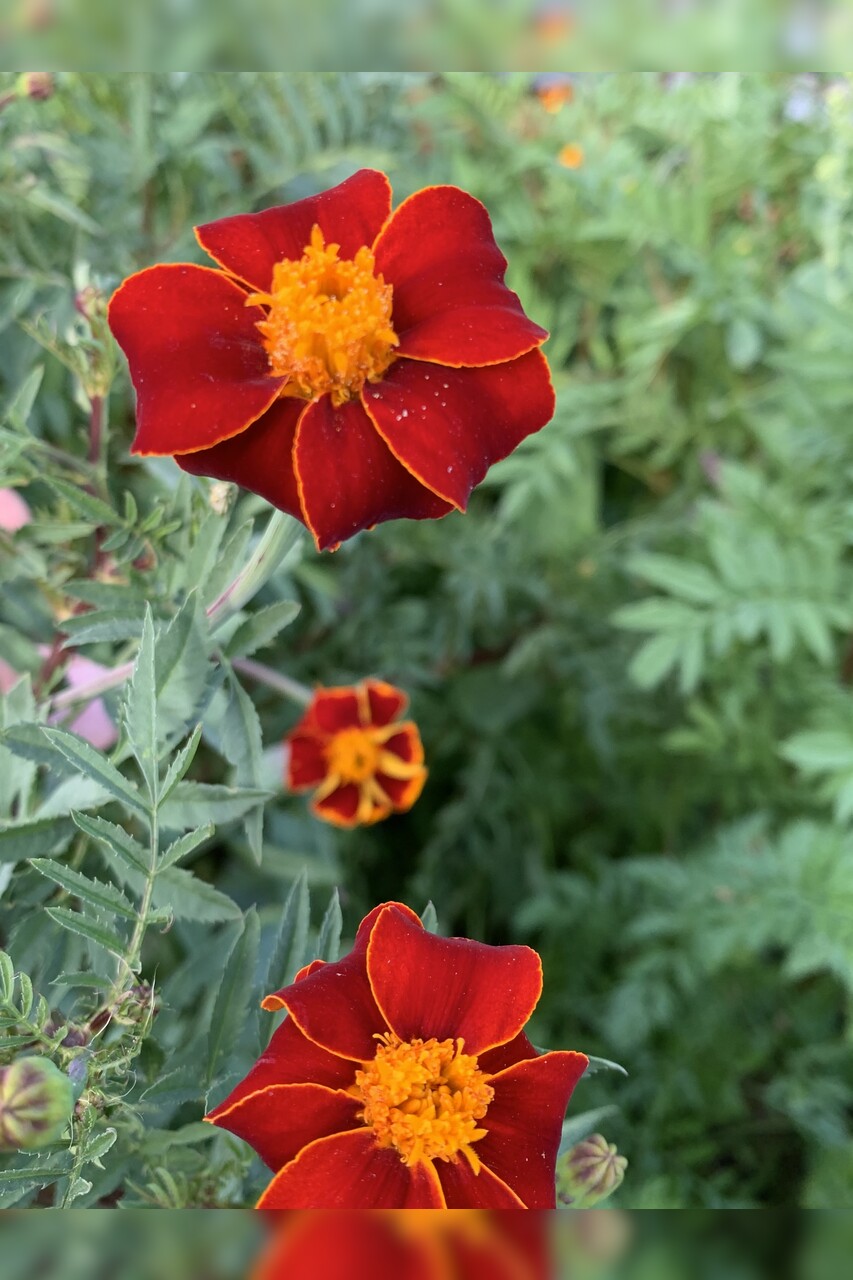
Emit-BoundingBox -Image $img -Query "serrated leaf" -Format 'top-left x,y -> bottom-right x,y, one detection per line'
2,364 -> 44,430
157,822 -> 214,870
159,782 -> 270,830
0,951 -> 14,998
152,867 -> 241,923
0,816 -> 73,864
71,811 -> 149,874
224,600 -> 301,659
221,674 -> 265,862
36,776 -> 112,820
205,909 -> 260,1090
159,725 -> 202,804
46,478 -> 118,528
30,858 -> 138,920
584,1054 -> 629,1078
62,611 -> 145,645
124,605 -> 158,799
45,907 -> 127,957
316,888 -> 342,962
40,728 -> 146,815
264,869 -> 310,995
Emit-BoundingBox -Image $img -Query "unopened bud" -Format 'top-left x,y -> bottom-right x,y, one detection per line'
558,1133 -> 627,1207
0,1057 -> 74,1151
16,73 -> 55,102
209,481 -> 237,515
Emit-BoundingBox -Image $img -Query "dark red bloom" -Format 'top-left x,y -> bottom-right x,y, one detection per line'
252,1211 -> 553,1280
108,170 -> 554,550
206,901 -> 587,1208
286,679 -> 426,828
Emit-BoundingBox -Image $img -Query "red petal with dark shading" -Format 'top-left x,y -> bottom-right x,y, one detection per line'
478,1029 -> 539,1076
206,1015 -> 355,1109
437,1158 -> 526,1207
176,397 -> 303,520
209,1083 -> 360,1172
363,349 -> 555,510
196,170 -> 393,292
307,687 -> 362,735
286,733 -> 328,791
373,770 -> 426,811
273,945 -> 387,1062
475,1051 -> 589,1209
253,1213 -> 436,1280
294,396 -> 453,551
109,264 -> 283,456
366,904 -> 543,1055
312,783 -> 361,828
256,1129 -> 446,1207
364,679 -> 409,726
374,185 -> 548,365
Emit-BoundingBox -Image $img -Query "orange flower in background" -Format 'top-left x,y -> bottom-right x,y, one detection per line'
286,680 -> 426,828
558,143 -> 585,170
252,1211 -> 553,1280
206,901 -> 588,1208
108,169 -> 555,551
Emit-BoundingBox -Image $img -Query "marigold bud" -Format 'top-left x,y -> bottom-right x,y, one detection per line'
558,1132 -> 627,1207
0,1057 -> 74,1151
16,72 -> 55,102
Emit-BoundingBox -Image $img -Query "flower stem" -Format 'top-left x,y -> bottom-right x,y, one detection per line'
232,658 -> 312,706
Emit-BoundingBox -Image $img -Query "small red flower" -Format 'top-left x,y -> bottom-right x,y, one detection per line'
108,170 -> 555,550
252,1210 -> 552,1280
286,680 -> 427,829
206,901 -> 588,1208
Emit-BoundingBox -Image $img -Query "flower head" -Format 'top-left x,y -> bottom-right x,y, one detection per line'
286,679 -> 426,828
0,1057 -> 74,1151
108,170 -> 554,551
205,901 -> 588,1208
558,1132 -> 627,1206
558,143 -> 585,170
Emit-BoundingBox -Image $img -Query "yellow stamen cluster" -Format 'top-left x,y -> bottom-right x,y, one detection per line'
325,726 -> 380,785
246,224 -> 398,405
353,1033 -> 494,1170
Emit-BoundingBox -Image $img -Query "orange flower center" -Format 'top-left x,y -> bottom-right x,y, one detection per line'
246,225 -> 398,406
325,726 -> 381,784
353,1032 -> 494,1170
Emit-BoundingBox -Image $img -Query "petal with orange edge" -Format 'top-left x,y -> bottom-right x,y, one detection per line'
475,1051 -> 589,1209
363,349 -> 555,510
196,170 -> 393,293
274,945 -> 387,1062
312,782 -> 361,828
294,396 -> 453,552
366,904 -> 543,1054
176,397 -> 302,520
381,723 -> 424,766
373,769 -> 426,812
364,679 -> 409,727
287,732 -> 328,791
256,1128 -> 446,1208
437,1158 -> 526,1208
252,1213 -> 433,1280
109,264 -> 283,456
206,1015 -> 355,1105
207,1082 -> 361,1172
374,185 -> 547,366
308,687 -> 363,735
478,1029 -> 539,1076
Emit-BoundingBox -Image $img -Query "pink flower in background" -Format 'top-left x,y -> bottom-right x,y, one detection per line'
56,655 -> 117,751
0,489 -> 31,533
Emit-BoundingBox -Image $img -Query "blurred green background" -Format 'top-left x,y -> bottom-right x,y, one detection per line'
3,72 -> 853,1209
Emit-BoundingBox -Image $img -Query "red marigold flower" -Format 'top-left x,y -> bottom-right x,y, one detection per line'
205,901 -> 588,1208
286,679 -> 427,829
252,1210 -> 553,1280
108,170 -> 555,551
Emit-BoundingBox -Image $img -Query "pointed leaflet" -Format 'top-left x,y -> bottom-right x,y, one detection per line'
0,817 -> 73,864
159,782 -> 269,829
157,823 -> 215,870
263,868 -> 311,994
316,888 -> 342,962
159,724 -> 203,804
205,908 -> 260,1091
38,728 -> 146,815
46,907 -> 127,958
30,859 -> 138,920
71,811 -> 149,875
223,600 -> 301,659
124,605 -> 158,800
213,673 -> 265,862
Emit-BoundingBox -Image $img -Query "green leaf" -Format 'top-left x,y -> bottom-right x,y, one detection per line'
224,600 -> 301,659
205,908 -> 260,1090
558,1105 -> 620,1157
30,858 -> 138,919
2,364 -> 44,430
158,822 -> 214,870
152,868 -> 241,923
420,901 -> 439,934
40,727 -> 147,815
220,673 -> 265,862
0,816 -> 73,864
124,605 -> 158,799
45,907 -> 127,957
584,1054 -> 629,1078
62,612 -> 145,645
159,783 -> 270,830
71,811 -> 149,875
45,478 -> 118,528
264,869 -> 310,993
316,888 -> 342,963
159,725 -> 203,804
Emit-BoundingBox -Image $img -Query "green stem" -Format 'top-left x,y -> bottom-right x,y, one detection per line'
232,657 -> 312,706
124,802 -> 159,977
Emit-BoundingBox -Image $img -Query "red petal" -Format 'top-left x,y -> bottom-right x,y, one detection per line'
271,945 -> 387,1062
445,1218 -> 552,1280
286,732 -> 328,791
176,398 -> 302,520
253,1214 -> 434,1280
109,264 -> 283,456
437,1158 -> 525,1207
308,687 -> 362,734
374,185 -> 548,365
256,1129 -> 446,1207
374,770 -> 426,812
478,1029 -> 539,1076
294,396 -> 453,552
206,1014 -> 355,1105
312,783 -> 361,828
363,350 -> 555,510
476,1051 -> 589,1209
208,1082 -> 360,1171
382,723 -> 424,764
366,905 -> 543,1054
196,170 -> 393,292
364,679 -> 408,727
